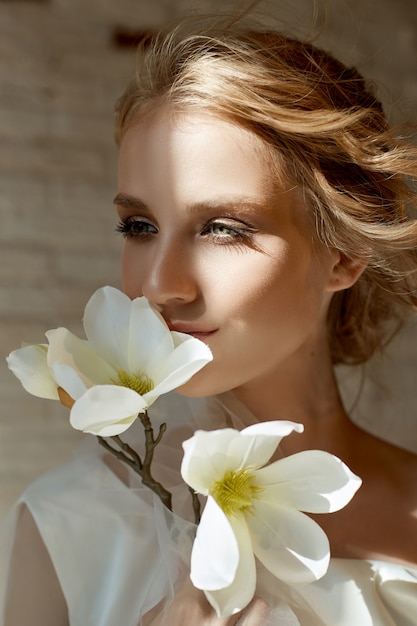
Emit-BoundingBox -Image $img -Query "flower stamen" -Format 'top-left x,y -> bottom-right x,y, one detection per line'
113,368 -> 154,395
211,468 -> 263,517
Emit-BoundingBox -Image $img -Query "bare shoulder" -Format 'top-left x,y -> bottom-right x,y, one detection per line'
350,422 -> 417,494
320,423 -> 417,567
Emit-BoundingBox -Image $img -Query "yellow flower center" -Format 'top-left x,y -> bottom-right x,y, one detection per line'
210,468 -> 263,517
113,368 -> 154,395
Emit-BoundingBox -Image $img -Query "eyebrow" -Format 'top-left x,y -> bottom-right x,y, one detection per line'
113,192 -> 146,211
113,192 -> 272,216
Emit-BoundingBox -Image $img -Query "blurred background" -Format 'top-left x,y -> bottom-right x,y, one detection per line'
0,0 -> 416,520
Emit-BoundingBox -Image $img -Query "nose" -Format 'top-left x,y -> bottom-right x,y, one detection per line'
140,239 -> 199,307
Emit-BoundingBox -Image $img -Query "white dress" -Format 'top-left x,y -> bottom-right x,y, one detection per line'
0,392 -> 416,626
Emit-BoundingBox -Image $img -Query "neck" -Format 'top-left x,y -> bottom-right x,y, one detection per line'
232,338 -> 351,452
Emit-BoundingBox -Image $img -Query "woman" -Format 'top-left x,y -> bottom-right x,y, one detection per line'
2,17 -> 417,625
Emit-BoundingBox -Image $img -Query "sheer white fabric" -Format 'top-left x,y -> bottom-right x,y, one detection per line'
0,392 -> 416,625
336,315 -> 417,455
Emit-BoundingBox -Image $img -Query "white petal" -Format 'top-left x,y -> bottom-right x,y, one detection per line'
181,429 -> 247,493
241,421 -> 304,438
182,421 -> 303,492
69,385 -> 148,436
225,420 -> 304,472
257,450 -> 362,513
51,363 -> 88,401
181,424 -> 302,496
127,299 -> 175,372
144,337 -> 213,402
6,344 -> 59,400
83,286 -> 132,368
204,514 -> 257,617
190,496 -> 239,590
46,328 -> 116,387
249,500 -> 330,583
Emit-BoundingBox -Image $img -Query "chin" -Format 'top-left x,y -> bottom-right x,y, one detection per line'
174,381 -> 213,398
174,369 -> 227,398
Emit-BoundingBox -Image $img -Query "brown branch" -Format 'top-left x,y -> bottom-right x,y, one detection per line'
97,411 -> 172,512
97,411 -> 201,523
97,436 -> 142,473
138,412 -> 172,511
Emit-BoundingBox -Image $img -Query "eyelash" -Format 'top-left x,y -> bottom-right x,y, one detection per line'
116,217 -> 256,247
116,218 -> 157,240
200,221 -> 254,246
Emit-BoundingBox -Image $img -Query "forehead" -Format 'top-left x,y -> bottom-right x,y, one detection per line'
117,108 -> 319,250
118,107 -> 281,200
121,107 -> 269,158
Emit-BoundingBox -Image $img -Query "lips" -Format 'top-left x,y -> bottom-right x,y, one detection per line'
186,330 -> 217,339
167,321 -> 218,339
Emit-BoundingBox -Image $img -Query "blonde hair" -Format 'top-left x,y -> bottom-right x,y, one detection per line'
115,20 -> 417,365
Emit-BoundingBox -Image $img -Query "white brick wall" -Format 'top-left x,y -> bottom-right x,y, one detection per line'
1,0 -> 416,519
0,0 -> 131,519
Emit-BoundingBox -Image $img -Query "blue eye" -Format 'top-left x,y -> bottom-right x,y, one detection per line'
116,219 -> 158,239
202,220 -> 254,245
210,224 -> 236,236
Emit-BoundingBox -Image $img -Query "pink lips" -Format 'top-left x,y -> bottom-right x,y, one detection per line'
187,331 -> 217,339
167,321 -> 218,339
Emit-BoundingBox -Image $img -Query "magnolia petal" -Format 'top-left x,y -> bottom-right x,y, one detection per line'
145,337 -> 213,403
181,422 -> 302,494
46,328 -> 116,387
51,363 -> 88,401
181,429 -> 247,493
228,421 -> 304,472
69,384 -> 147,436
241,420 -> 304,438
256,450 -> 362,513
249,500 -> 330,584
204,514 -> 257,617
128,300 -> 175,372
144,342 -> 212,405
6,344 -> 59,400
190,496 -> 239,591
83,286 -> 132,368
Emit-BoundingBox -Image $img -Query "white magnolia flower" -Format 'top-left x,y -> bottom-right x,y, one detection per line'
7,286 -> 213,436
181,421 -> 362,617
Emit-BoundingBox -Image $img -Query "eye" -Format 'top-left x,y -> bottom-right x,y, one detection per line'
201,220 -> 256,245
116,218 -> 158,240
211,223 -> 237,236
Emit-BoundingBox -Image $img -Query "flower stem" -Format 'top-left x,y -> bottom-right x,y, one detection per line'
97,435 -> 142,473
138,412 -> 172,511
97,411 -> 172,512
97,411 -> 201,523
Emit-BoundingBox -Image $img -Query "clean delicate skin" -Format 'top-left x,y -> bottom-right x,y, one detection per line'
4,100 -> 417,626
116,108 -> 356,417
116,108 -> 417,578
4,17 -> 417,621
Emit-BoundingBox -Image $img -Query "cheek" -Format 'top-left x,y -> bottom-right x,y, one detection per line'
235,251 -> 330,331
227,251 -> 301,313
121,245 -> 142,298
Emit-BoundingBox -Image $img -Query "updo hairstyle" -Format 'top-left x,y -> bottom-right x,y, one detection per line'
115,19 -> 417,365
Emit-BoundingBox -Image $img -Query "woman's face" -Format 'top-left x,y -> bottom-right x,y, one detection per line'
116,109 -> 340,398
